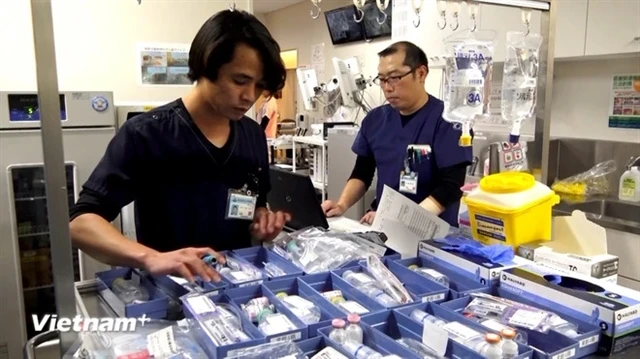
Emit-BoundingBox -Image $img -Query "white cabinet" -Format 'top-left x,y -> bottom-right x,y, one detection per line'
606,228 -> 640,282
554,0 -> 588,58
585,0 -> 640,56
479,5 -> 542,62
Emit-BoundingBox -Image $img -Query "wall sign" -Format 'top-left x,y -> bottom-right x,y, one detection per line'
609,73 -> 640,129
137,43 -> 191,86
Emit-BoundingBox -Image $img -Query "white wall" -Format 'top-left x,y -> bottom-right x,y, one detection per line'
551,57 -> 640,143
0,0 -> 251,103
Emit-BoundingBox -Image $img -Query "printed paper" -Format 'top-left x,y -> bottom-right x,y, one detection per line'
137,43 -> 191,86
609,73 -> 640,129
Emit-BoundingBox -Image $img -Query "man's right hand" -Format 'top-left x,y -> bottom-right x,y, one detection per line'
321,200 -> 346,217
141,247 -> 224,283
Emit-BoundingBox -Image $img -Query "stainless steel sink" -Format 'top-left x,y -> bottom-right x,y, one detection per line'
554,198 -> 640,235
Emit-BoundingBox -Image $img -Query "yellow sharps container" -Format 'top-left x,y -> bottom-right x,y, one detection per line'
463,172 -> 560,247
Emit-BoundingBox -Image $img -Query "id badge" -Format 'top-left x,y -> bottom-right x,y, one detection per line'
226,190 -> 257,220
399,172 -> 418,195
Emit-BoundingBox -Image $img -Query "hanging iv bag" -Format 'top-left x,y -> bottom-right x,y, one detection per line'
443,30 -> 496,147
501,31 -> 542,144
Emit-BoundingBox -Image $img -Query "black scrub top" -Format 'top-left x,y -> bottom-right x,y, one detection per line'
76,99 -> 270,252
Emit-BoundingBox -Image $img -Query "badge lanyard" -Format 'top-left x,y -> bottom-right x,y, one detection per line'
399,110 -> 432,195
225,173 -> 259,221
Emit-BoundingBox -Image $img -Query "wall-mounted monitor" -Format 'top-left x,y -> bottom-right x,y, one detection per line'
361,0 -> 392,40
324,6 -> 366,45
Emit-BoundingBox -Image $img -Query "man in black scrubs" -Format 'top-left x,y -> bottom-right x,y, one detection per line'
69,10 -> 289,283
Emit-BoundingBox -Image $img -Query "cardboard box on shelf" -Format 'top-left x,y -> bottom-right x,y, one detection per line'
517,210 -> 620,283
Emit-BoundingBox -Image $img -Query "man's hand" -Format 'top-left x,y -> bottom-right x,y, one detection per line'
250,207 -> 291,242
360,211 -> 376,225
141,247 -> 224,283
321,200 -> 346,217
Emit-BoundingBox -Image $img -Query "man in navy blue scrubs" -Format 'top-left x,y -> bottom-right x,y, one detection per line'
322,41 -> 472,226
69,10 -> 289,282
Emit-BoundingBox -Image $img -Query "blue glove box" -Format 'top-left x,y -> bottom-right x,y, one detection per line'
262,277 -> 344,337
298,271 -> 388,316
389,256 -> 492,298
95,267 -> 169,319
438,287 -> 601,358
181,292 -> 266,359
317,311 -> 419,358
395,301 -> 536,359
232,246 -> 304,280
225,284 -> 309,343
218,250 -> 267,288
331,264 -> 449,309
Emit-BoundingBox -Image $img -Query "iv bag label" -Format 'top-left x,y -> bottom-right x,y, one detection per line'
187,296 -> 217,315
474,214 -> 506,241
147,326 -> 178,358
443,321 -> 480,342
508,309 -> 548,330
469,298 -> 508,313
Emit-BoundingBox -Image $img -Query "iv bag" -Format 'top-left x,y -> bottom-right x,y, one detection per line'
501,31 -> 542,144
443,30 -> 496,147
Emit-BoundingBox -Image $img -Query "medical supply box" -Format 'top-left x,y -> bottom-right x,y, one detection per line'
463,172 -> 560,247
500,263 -> 640,355
418,239 -> 530,286
517,241 -> 619,283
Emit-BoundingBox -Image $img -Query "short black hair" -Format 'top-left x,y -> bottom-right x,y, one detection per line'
188,10 -> 286,95
378,41 -> 429,72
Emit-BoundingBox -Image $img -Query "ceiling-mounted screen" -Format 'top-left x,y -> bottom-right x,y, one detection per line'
361,0 -> 392,40
324,5 -> 366,45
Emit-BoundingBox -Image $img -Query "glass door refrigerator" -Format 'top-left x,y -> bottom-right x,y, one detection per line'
0,91 -> 117,358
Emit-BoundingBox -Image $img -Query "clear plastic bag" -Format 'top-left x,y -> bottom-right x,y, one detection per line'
443,29 -> 497,147
501,31 -> 543,144
224,341 -> 306,359
365,255 -> 413,304
551,160 -> 617,197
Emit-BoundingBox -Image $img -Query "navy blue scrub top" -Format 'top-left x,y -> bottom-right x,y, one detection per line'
82,99 -> 270,252
352,96 -> 472,227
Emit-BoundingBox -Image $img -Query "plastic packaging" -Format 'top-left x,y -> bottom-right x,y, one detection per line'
276,292 -> 321,324
501,329 -> 519,358
464,293 -> 579,337
501,31 -> 543,144
396,338 -> 442,359
463,313 -> 528,345
410,309 -> 446,327
216,256 -> 263,284
343,341 -> 383,359
341,270 -> 401,307
329,318 -> 347,345
442,321 -> 500,356
443,29 -> 496,147
365,255 -> 413,304
552,160 -> 617,198
345,313 -> 364,344
224,341 -> 306,359
263,262 -> 286,277
257,312 -> 297,336
272,227 -> 382,273
408,265 -> 450,287
111,277 -> 149,304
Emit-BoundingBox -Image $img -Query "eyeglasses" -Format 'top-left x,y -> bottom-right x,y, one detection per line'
373,69 -> 415,87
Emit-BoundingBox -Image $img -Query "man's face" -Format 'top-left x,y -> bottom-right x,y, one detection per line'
201,43 -> 266,120
377,51 -> 427,112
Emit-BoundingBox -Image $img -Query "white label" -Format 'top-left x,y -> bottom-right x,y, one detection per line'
311,347 -> 349,359
187,296 -> 216,315
469,298 -> 508,313
269,331 -> 302,343
548,315 -> 570,327
300,251 -> 319,266
551,348 -> 576,359
579,335 -> 600,348
480,319 -> 509,332
508,309 -> 548,330
339,301 -> 369,314
266,313 -> 293,328
443,322 -> 480,342
423,320 -> 448,357
422,293 -> 446,303
238,280 -> 263,288
352,272 -> 375,284
282,295 -> 314,309
168,275 -> 188,285
322,290 -> 343,300
230,271 -> 250,281
147,326 -> 178,358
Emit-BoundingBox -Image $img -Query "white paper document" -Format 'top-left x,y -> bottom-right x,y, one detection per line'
371,185 -> 450,257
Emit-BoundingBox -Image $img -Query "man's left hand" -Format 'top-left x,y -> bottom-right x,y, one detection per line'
360,211 -> 376,225
250,207 -> 291,242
